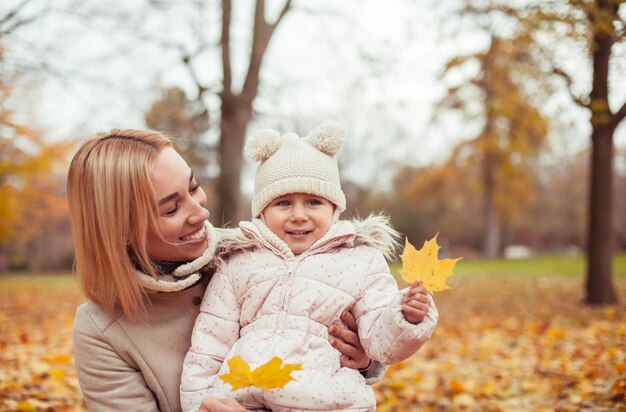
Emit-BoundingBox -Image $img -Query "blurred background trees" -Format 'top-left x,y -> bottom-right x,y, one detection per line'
0,67 -> 71,272
0,0 -> 624,303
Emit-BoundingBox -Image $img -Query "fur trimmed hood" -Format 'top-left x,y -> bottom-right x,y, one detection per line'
214,214 -> 402,264
350,214 -> 403,261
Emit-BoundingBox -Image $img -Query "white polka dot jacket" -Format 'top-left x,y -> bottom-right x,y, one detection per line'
180,215 -> 439,411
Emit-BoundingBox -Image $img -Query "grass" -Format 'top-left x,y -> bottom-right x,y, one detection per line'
0,272 -> 78,284
390,253 -> 626,285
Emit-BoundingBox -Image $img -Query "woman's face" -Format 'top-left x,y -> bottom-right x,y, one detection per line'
147,147 -> 210,262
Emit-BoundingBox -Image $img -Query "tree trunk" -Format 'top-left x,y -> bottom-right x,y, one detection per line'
482,159 -> 500,258
586,126 -> 618,303
216,92 -> 252,225
215,0 -> 291,225
483,197 -> 501,258
585,0 -> 619,304
480,37 -> 501,258
0,244 -> 6,274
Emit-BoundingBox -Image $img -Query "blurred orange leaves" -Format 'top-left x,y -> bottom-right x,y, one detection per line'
0,277 -> 84,411
376,276 -> 626,411
1,275 -> 625,411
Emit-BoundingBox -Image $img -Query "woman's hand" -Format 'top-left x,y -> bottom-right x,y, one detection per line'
199,397 -> 247,412
328,310 -> 371,370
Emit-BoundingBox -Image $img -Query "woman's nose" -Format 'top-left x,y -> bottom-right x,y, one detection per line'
188,198 -> 210,224
188,207 -> 210,225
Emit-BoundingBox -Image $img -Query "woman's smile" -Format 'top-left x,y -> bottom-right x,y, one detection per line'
180,224 -> 207,242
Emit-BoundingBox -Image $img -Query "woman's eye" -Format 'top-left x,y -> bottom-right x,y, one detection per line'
164,203 -> 179,216
190,181 -> 201,193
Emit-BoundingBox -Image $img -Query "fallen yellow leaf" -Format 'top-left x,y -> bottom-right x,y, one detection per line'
48,369 -> 65,381
219,355 -> 302,392
219,356 -> 252,391
250,357 -> 302,391
399,235 -> 461,293
449,379 -> 466,395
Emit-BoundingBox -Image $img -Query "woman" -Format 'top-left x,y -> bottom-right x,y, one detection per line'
68,129 -> 384,412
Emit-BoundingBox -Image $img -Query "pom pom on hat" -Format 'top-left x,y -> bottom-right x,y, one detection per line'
306,125 -> 344,156
245,129 -> 282,162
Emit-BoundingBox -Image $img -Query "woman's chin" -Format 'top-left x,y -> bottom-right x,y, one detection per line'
177,239 -> 208,260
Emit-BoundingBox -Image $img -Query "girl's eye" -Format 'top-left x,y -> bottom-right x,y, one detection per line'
307,199 -> 322,205
190,181 -> 201,193
275,200 -> 290,207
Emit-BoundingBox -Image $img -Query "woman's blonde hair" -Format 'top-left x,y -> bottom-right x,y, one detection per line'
67,129 -> 172,321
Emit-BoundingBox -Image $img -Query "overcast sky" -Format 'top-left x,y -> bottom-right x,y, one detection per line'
4,0 -> 625,187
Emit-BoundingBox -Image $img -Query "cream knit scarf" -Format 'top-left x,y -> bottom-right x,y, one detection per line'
134,221 -> 218,293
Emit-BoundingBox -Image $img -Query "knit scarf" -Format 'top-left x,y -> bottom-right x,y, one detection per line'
134,221 -> 218,293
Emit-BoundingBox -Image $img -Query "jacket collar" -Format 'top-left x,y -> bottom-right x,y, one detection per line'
239,218 -> 356,259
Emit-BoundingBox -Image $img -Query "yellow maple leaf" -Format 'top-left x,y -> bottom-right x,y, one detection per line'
219,355 -> 302,392
219,356 -> 252,391
399,234 -> 461,293
250,357 -> 302,391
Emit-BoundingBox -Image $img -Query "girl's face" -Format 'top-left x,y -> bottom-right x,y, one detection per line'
262,193 -> 334,255
147,147 -> 210,262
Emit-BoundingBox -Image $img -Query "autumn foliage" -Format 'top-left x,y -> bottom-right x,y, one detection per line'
219,356 -> 302,392
0,66 -> 72,271
399,235 -> 460,293
1,273 -> 624,411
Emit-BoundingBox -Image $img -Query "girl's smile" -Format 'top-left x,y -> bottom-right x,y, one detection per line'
262,193 -> 334,255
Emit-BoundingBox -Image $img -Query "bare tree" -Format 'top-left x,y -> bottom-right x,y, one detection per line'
539,0 -> 625,304
131,0 -> 293,225
445,0 -> 624,303
581,0 -> 624,304
216,0 -> 292,224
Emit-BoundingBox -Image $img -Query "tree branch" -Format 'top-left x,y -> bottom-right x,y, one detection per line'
614,101 -> 626,126
0,0 -> 34,26
551,66 -> 589,109
181,49 -> 211,101
0,0 -> 49,39
241,0 -> 291,100
273,0 -> 292,28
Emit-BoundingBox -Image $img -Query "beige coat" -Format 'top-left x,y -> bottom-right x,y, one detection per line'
72,278 -> 210,412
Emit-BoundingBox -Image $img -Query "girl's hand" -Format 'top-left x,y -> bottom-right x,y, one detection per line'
199,397 -> 247,412
328,310 -> 371,370
402,280 -> 431,324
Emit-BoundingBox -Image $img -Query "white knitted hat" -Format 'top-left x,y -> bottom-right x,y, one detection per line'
246,125 -> 346,221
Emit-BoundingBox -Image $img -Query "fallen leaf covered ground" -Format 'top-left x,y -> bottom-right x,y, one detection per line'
1,274 -> 624,411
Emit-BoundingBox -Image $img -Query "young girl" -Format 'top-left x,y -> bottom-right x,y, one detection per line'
180,126 -> 438,411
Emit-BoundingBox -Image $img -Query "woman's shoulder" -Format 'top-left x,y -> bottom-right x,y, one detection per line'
74,301 -> 123,334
